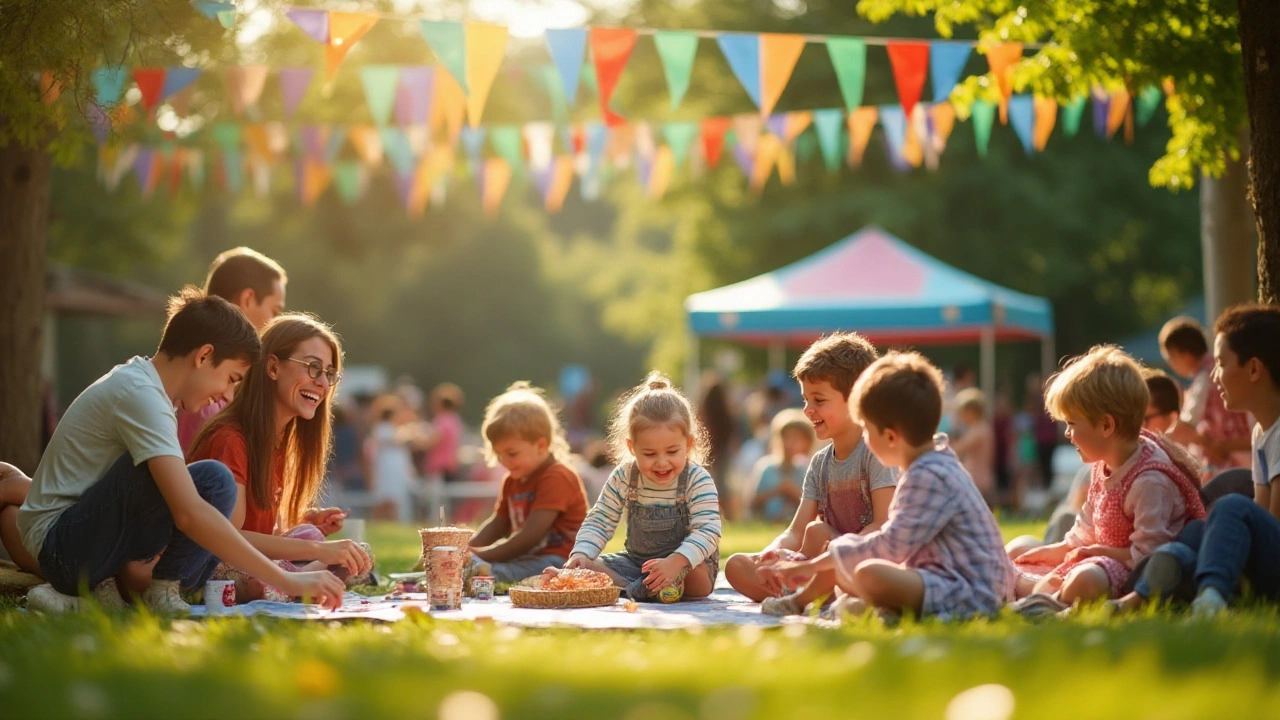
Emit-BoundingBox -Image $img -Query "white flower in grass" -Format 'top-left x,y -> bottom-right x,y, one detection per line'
945,684 -> 1016,720
439,691 -> 499,720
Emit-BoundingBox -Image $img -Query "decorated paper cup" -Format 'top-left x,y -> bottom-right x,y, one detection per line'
204,580 -> 236,614
471,575 -> 495,601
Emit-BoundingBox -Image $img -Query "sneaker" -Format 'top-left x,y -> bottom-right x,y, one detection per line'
761,594 -> 804,616
91,578 -> 130,610
1011,592 -> 1070,620
1142,551 -> 1185,600
140,579 -> 191,615
1191,586 -> 1228,619
26,583 -> 83,613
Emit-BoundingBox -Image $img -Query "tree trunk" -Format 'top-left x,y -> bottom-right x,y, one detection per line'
0,139 -> 51,473
1238,0 -> 1280,304
1201,134 -> 1258,321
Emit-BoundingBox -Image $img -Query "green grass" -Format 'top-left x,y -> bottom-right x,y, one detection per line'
3,521 -> 1279,719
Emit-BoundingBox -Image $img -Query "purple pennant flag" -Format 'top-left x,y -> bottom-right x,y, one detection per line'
133,147 -> 156,192
766,114 -> 788,140
278,67 -> 314,118
299,125 -> 326,162
533,163 -> 556,198
286,8 -> 329,43
393,168 -> 415,208
1092,90 -> 1110,138
732,145 -> 753,177
87,102 -> 111,144
394,66 -> 435,126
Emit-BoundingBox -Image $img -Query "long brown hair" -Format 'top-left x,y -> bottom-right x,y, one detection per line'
191,313 -> 342,527
607,372 -> 710,465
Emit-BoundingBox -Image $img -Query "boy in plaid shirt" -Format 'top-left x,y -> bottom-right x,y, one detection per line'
762,352 -> 1016,620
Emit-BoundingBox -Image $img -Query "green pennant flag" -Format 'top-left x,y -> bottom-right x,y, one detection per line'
333,162 -> 362,205
826,37 -> 867,110
972,99 -> 996,157
212,123 -> 242,153
360,66 -> 401,126
663,122 -> 700,168
1061,95 -> 1087,137
580,62 -> 598,96
811,108 -> 844,172
654,32 -> 699,111
537,64 -> 568,120
795,131 -> 818,166
1135,85 -> 1163,127
489,125 -> 524,173
420,21 -> 468,94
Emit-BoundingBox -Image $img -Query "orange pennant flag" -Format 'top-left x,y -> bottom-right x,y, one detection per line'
985,42 -> 1023,124
224,66 -> 269,116
302,159 -> 332,207
326,12 -> 379,79
750,133 -> 782,193
901,109 -> 924,168
242,124 -> 275,163
408,156 -> 434,218
846,107 -> 877,168
1106,89 -> 1129,139
348,125 -> 383,166
782,111 -> 812,144
465,23 -> 508,127
546,156 -> 576,212
759,34 -> 807,117
482,158 -> 511,216
1032,96 -> 1058,151
776,146 -> 796,185
929,102 -> 957,151
648,146 -> 675,199
590,28 -> 639,127
432,72 -> 467,144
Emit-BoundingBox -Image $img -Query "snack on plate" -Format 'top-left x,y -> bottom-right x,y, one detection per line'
540,568 -> 613,591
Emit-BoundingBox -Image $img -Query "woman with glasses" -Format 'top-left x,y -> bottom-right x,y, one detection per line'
188,313 -> 372,602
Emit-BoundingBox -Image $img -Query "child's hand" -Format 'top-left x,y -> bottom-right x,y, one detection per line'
564,553 -> 592,570
306,508 -> 347,536
281,570 -> 345,609
641,555 -> 689,591
315,540 -> 372,576
758,559 -> 815,587
1014,544 -> 1067,567
1063,545 -> 1116,564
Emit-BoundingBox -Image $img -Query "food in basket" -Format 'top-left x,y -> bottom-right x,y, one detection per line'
539,568 -> 614,591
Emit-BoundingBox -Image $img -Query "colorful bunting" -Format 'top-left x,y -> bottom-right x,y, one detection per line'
360,66 -> 400,126
663,122 -> 699,169
327,12 -> 379,79
432,72 -> 467,143
524,122 -> 556,171
394,67 -> 435,126
223,66 -> 269,115
590,28 -> 638,126
1135,85 -> 1163,127
760,34 -> 806,117
461,126 -> 486,172
194,1 -> 236,28
825,37 -> 867,110
332,161 -> 364,205
971,99 -> 996,156
886,42 -> 929,119
749,133 -> 782,192
93,67 -> 128,106
285,7 -> 328,43
1091,87 -> 1110,138
701,117 -> 731,169
812,109 -> 843,172
1008,94 -> 1035,156
648,146 -> 675,199
464,23 -> 509,126
878,105 -> 909,166
930,41 -> 972,102
984,42 -> 1023,124
420,21 -> 468,93
546,156 -> 576,212
132,69 -> 166,113
161,67 -> 202,103
489,126 -> 524,173
481,158 -> 512,216
1032,96 -> 1057,151
379,127 -> 416,174
654,32 -> 699,111
718,34 -> 761,109
347,125 -> 383,166
846,106 -> 877,167
929,102 -> 957,152
546,29 -> 587,105
1106,89 -> 1130,140
1062,95 -> 1087,137
278,67 -> 314,118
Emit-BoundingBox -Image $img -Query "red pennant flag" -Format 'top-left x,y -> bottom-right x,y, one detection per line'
589,28 -> 638,127
701,117 -> 731,169
885,42 -> 929,119
132,68 -> 166,113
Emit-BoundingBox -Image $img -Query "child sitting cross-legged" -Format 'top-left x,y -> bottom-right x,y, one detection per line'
761,352 -> 1016,620
564,373 -> 721,602
1010,346 -> 1206,616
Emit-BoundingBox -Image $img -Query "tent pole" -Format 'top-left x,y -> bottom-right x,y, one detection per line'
768,339 -> 785,375
685,331 -> 701,400
980,326 -> 996,408
1040,332 -> 1056,381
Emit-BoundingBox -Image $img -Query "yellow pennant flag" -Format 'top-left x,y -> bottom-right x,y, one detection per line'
648,146 -> 675,199
929,102 -> 957,151
464,23 -> 509,127
776,146 -> 796,185
750,133 -> 782,193
1032,96 -> 1058,151
846,107 -> 877,168
482,158 -> 511,216
760,34 -> 807,117
326,12 -> 379,79
546,156 -> 575,212
432,72 -> 467,143
347,126 -> 383,166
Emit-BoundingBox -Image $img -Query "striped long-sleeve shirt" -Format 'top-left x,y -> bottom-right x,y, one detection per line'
571,462 -> 721,568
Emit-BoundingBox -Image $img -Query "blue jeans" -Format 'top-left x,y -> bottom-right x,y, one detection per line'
37,454 -> 236,596
1195,494 -> 1280,601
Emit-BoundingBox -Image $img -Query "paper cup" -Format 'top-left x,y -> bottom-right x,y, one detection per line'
204,580 -> 236,615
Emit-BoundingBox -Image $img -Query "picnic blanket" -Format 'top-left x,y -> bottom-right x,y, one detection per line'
188,587 -> 786,629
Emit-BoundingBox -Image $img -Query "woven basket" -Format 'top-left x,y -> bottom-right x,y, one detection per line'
509,585 -> 620,609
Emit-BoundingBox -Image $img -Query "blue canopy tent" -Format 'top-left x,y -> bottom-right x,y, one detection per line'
684,226 -> 1056,401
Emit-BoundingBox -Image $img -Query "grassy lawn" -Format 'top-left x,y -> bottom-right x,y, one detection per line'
2,520 -> 1279,719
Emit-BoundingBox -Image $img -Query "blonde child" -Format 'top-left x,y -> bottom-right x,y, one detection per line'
468,383 -> 588,583
950,388 -> 996,502
749,409 -> 817,523
724,333 -> 897,615
1011,346 -> 1206,615
565,373 -> 721,602
761,352 -> 1016,620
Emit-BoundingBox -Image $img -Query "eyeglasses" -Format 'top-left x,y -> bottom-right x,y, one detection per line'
285,357 -> 341,385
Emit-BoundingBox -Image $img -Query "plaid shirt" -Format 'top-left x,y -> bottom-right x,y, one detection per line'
829,448 -> 1016,617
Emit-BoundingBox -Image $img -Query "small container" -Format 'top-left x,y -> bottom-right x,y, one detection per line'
397,579 -> 420,594
471,575 -> 495,601
430,586 -> 459,611
205,580 -> 236,614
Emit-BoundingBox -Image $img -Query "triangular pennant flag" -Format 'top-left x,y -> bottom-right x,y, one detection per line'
649,146 -> 675,199
590,28 -> 638,127
749,133 -> 782,192
929,102 -> 957,152
300,159 -> 332,207
131,68 -> 166,113
223,66 -> 269,116
222,148 -> 245,193
1008,94 -> 1035,156
766,114 -> 788,141
909,105 -> 935,169
211,122 -> 242,153
732,142 -> 754,178
348,125 -> 383,166
298,125 -> 327,163
133,147 -> 157,194
379,127 -> 416,175
324,126 -> 347,163
717,34 -> 761,109
795,132 -> 819,166
812,109 -> 843,172
392,168 -> 415,209
420,21 -> 468,93
536,63 -> 569,120
278,67 -> 314,118
481,158 -> 511,216
1033,96 -> 1058,151
186,149 -> 205,190
732,114 -> 764,154
930,41 -> 972,102
546,156 -> 575,212
878,105 -> 909,166
327,12 -> 379,80
524,122 -> 556,171
546,29 -> 587,105
663,122 -> 699,169
93,66 -> 128,106
701,117 -> 731,169
464,23 -> 508,127
395,66 -> 435,126
654,32 -> 699,111
432,71 -> 467,143
886,42 -> 930,119
215,8 -> 236,28
243,124 -> 275,162
1091,86 -> 1111,138
985,42 -> 1023,124
360,66 -> 400,125
826,37 -> 866,110
1135,85 -> 1163,127
532,161 -> 556,199
160,67 -> 201,103
489,126 -> 524,173
760,34 -> 806,117
782,111 -> 812,143
971,99 -> 996,156
1106,89 -> 1130,139
333,161 -> 364,205
585,122 -> 608,168
1062,95 -> 1087,137
194,1 -> 235,24
846,107 -> 877,167
285,7 -> 328,43
461,126 -> 487,173
580,62 -> 599,96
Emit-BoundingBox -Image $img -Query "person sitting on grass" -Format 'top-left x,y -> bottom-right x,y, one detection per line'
749,409 -> 817,524
723,332 -> 897,616
1160,315 -> 1252,478
1110,305 -> 1280,616
760,352 -> 1016,621
950,388 -> 996,504
1010,346 -> 1206,616
564,373 -> 721,603
187,314 -> 372,602
467,383 -> 589,584
18,289 -> 345,614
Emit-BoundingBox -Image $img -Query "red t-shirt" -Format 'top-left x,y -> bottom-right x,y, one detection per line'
188,423 -> 283,535
494,459 -> 588,559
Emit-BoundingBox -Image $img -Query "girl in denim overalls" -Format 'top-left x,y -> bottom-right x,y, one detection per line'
565,373 -> 722,602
